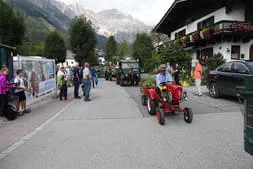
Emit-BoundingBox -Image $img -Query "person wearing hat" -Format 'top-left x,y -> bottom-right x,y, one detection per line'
156,64 -> 172,87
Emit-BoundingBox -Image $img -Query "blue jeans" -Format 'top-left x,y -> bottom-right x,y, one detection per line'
83,79 -> 91,100
74,79 -> 80,98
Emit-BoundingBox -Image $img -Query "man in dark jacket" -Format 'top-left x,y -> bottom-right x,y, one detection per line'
73,63 -> 81,99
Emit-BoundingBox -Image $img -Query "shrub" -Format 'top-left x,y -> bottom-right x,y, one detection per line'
206,53 -> 225,71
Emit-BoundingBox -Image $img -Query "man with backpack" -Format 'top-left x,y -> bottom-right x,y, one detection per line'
13,69 -> 28,116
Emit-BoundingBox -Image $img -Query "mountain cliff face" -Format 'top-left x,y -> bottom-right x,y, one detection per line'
82,9 -> 151,42
13,0 -> 71,31
53,1 -> 151,43
4,0 -> 151,46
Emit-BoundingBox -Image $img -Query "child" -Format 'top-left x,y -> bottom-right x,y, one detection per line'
94,74 -> 98,86
13,69 -> 28,116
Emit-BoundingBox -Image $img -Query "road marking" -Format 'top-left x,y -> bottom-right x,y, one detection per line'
0,100 -> 74,160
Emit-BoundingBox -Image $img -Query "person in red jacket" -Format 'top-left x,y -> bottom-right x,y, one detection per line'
193,60 -> 203,96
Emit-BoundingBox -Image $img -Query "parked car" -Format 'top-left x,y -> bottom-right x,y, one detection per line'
207,60 -> 253,98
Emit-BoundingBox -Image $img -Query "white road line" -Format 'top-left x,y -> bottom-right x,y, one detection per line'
0,101 -> 74,160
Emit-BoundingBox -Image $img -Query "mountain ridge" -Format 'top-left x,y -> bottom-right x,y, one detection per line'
53,1 -> 151,43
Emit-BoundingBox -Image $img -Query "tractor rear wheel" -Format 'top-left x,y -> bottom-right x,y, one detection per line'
156,107 -> 165,125
147,96 -> 156,115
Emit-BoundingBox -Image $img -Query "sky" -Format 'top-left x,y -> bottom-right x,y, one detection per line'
57,0 -> 174,26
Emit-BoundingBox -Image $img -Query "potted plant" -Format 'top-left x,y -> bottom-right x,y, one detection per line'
192,32 -> 200,42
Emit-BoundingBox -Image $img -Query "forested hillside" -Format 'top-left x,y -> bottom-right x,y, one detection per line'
1,0 -> 107,55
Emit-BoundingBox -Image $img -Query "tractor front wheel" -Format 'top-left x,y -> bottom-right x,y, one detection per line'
184,107 -> 193,123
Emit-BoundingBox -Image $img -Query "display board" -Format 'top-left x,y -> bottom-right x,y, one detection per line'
13,56 -> 56,105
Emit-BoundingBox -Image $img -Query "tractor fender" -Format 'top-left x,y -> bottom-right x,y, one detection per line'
148,88 -> 157,100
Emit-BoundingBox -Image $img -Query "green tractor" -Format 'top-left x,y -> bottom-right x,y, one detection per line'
116,60 -> 140,86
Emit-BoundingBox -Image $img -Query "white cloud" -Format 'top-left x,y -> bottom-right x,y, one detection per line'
130,0 -> 174,26
57,0 -> 174,25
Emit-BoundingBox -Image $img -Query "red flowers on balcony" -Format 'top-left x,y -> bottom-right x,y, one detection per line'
190,32 -> 199,42
233,22 -> 253,32
200,28 -> 214,39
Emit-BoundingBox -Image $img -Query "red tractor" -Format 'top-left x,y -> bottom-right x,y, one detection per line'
146,83 -> 192,125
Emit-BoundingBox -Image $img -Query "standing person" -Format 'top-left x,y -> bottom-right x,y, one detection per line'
83,63 -> 91,102
65,66 -> 71,87
166,62 -> 173,84
90,66 -> 96,88
130,68 -> 135,86
13,69 -> 28,116
173,63 -> 180,85
193,60 -> 203,96
57,66 -> 68,101
0,68 -> 12,118
73,63 -> 81,99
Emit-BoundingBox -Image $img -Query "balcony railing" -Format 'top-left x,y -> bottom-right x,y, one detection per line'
173,21 -> 253,46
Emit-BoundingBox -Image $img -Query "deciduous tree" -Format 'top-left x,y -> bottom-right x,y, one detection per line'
132,33 -> 153,68
161,43 -> 192,71
69,17 -> 97,66
0,0 -> 25,46
118,40 -> 128,60
104,36 -> 117,61
44,31 -> 66,63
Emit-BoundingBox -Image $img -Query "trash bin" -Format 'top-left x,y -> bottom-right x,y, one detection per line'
237,76 -> 253,156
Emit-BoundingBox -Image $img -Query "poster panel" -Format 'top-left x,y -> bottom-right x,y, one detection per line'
13,56 -> 56,105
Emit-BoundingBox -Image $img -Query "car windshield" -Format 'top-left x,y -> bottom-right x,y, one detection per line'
122,62 -> 139,69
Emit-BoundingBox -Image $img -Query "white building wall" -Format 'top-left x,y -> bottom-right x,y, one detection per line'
191,40 -> 253,62
171,5 -> 245,40
62,59 -> 78,67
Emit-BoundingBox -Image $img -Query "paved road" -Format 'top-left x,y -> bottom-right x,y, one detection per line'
0,80 -> 252,169
125,85 -> 241,117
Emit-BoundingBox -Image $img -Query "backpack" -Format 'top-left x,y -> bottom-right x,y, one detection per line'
4,104 -> 18,121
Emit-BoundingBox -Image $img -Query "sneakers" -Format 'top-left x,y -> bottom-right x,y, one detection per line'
18,109 -> 30,116
18,111 -> 24,116
23,109 -> 31,114
84,98 -> 91,102
194,93 -> 202,96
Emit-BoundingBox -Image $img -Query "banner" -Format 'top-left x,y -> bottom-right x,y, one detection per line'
13,56 -> 56,105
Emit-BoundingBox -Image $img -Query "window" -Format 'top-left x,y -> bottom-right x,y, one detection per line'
231,45 -> 240,60
121,63 -> 139,69
177,29 -> 186,39
174,29 -> 186,39
231,62 -> 249,74
217,62 -> 232,72
197,16 -> 215,30
197,48 -> 213,65
175,33 -> 178,39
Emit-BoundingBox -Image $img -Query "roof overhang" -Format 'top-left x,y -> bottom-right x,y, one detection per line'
0,43 -> 16,50
152,0 -> 234,35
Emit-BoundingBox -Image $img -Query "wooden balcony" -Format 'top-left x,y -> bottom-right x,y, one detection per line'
173,21 -> 253,47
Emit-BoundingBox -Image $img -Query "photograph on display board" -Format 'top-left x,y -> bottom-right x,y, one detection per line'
13,57 -> 56,105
